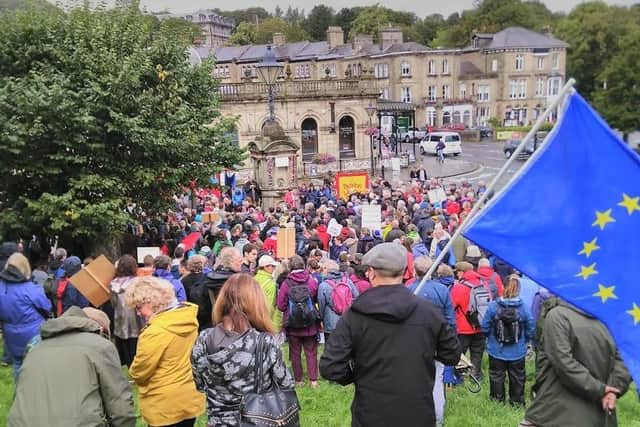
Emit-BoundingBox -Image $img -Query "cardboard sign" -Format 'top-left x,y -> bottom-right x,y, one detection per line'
276,227 -> 295,260
335,171 -> 369,200
361,205 -> 382,231
327,218 -> 343,237
136,247 -> 160,264
202,212 -> 221,224
427,188 -> 447,204
69,255 -> 116,307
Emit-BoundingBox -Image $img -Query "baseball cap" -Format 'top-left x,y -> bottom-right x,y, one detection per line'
361,243 -> 407,274
258,255 -> 280,268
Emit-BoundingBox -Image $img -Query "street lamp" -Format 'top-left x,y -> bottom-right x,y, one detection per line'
365,103 -> 377,177
255,45 -> 283,123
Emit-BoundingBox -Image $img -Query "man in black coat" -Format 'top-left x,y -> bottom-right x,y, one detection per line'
320,243 -> 460,427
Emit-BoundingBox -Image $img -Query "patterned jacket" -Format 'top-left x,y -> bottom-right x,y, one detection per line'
191,325 -> 294,426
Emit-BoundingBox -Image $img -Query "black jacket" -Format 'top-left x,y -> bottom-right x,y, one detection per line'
181,272 -> 211,331
320,285 -> 460,427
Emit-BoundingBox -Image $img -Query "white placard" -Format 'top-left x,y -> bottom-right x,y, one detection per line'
327,218 -> 343,237
427,188 -> 447,204
136,247 -> 160,264
391,157 -> 401,171
361,205 -> 382,231
275,157 -> 289,167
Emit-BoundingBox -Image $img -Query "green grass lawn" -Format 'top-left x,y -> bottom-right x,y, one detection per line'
0,346 -> 638,427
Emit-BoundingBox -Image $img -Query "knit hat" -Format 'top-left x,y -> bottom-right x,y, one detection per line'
465,245 -> 482,258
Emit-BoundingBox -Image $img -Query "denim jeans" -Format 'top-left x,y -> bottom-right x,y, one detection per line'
433,361 -> 445,426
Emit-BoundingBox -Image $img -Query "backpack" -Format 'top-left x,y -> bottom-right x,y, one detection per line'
479,272 -> 499,300
493,302 -> 521,345
286,283 -> 319,329
462,281 -> 491,329
327,277 -> 354,315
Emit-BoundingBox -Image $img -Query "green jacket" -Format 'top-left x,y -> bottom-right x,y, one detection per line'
9,307 -> 136,427
255,269 -> 282,331
525,303 -> 631,427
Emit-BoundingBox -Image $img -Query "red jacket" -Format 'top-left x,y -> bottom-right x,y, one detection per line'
476,266 -> 504,298
316,225 -> 330,251
446,201 -> 461,216
262,237 -> 277,256
403,251 -> 415,281
450,270 -> 483,334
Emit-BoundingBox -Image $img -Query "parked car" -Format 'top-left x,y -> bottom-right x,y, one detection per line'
478,126 -> 493,138
420,132 -> 462,156
399,127 -> 428,141
503,138 -> 536,159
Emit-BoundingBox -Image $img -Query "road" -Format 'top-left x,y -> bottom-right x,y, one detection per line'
444,140 -> 529,191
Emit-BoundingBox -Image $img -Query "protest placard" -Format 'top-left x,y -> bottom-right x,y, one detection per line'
361,205 -> 382,231
136,247 -> 160,264
69,255 -> 116,307
335,171 -> 369,200
276,227 -> 295,259
428,188 -> 447,204
327,218 -> 343,237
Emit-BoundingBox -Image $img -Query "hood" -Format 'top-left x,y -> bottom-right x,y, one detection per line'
351,285 -> 417,323
0,265 -> 29,283
110,276 -> 134,294
287,270 -> 311,284
153,269 -> 174,280
406,231 -> 420,241
497,297 -> 523,307
323,271 -> 343,281
204,327 -> 259,381
205,268 -> 234,290
438,276 -> 455,287
476,266 -> 495,278
460,270 -> 482,284
360,235 -> 374,242
40,306 -> 101,339
150,303 -> 199,337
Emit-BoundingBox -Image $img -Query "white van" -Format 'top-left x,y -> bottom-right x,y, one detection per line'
419,132 -> 462,156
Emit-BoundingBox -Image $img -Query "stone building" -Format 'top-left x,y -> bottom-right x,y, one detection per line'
155,9 -> 235,48
196,26 -> 567,176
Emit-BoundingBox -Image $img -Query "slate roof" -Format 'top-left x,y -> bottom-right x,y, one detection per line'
459,61 -> 483,76
485,27 -> 568,50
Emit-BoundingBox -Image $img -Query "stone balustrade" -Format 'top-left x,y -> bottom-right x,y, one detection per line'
217,79 -> 380,101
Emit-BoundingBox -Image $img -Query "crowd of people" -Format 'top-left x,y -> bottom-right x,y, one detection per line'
0,174 -> 633,427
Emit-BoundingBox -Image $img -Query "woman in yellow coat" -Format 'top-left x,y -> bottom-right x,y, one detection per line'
125,276 -> 205,427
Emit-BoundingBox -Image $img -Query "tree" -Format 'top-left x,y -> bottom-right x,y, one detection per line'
305,5 -> 335,41
592,29 -> 640,139
554,3 -> 634,99
150,17 -> 203,45
0,4 -> 244,254
334,7 -> 361,38
284,6 -> 304,26
255,17 -> 309,44
228,21 -> 257,45
214,7 -> 271,25
349,6 -> 393,41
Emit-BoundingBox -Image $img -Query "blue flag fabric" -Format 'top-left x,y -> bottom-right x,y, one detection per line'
463,92 -> 640,384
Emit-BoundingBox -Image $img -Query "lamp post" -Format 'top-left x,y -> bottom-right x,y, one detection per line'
255,46 -> 283,122
365,103 -> 377,177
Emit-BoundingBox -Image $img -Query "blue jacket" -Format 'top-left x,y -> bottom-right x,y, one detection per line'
330,243 -> 348,261
153,269 -> 187,303
481,297 -> 535,361
0,267 -> 51,359
408,278 -> 456,328
518,276 -> 540,312
411,243 -> 430,259
61,281 -> 90,314
317,272 -> 359,334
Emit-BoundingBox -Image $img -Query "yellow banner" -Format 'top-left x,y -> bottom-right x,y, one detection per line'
335,172 -> 369,200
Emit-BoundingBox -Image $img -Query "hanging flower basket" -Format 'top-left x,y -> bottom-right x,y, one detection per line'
364,127 -> 379,136
311,153 -> 337,165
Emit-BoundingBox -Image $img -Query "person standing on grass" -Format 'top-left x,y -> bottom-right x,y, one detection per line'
480,275 -> 535,406
125,276 -> 204,427
320,243 -> 460,427
519,299 -> 631,427
317,260 -> 359,344
9,306 -> 136,427
277,255 -> 320,388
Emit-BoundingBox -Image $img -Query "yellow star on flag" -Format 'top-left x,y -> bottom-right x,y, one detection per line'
627,303 -> 640,326
576,263 -> 598,280
578,237 -> 600,258
593,284 -> 618,303
592,209 -> 615,230
618,193 -> 640,215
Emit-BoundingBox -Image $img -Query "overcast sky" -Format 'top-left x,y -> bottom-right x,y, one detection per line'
138,0 -> 636,17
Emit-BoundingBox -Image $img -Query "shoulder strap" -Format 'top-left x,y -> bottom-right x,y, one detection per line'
253,332 -> 266,393
460,280 -> 474,289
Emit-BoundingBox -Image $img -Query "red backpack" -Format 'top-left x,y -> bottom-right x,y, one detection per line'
327,277 -> 354,315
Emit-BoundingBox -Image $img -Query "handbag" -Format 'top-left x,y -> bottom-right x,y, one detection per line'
240,332 -> 300,427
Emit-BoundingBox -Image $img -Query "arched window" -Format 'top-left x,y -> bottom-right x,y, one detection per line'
452,111 -> 461,124
463,110 -> 471,127
339,116 -> 355,159
301,118 -> 318,162
442,111 -> 451,126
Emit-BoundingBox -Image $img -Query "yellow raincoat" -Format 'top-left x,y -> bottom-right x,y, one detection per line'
130,302 -> 205,426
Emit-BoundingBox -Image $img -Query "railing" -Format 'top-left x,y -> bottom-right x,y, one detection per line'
217,79 -> 380,101
302,158 -> 373,177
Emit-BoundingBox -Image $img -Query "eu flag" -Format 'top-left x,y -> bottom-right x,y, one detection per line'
463,92 -> 640,383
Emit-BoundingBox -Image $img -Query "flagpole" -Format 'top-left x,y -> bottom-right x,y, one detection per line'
413,78 -> 576,295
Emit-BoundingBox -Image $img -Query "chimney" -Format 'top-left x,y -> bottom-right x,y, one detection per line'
380,27 -> 403,51
273,32 -> 286,47
353,34 -> 373,52
326,26 -> 344,49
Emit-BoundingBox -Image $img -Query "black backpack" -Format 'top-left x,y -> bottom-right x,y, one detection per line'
437,238 -> 450,265
494,302 -> 521,345
286,283 -> 319,329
